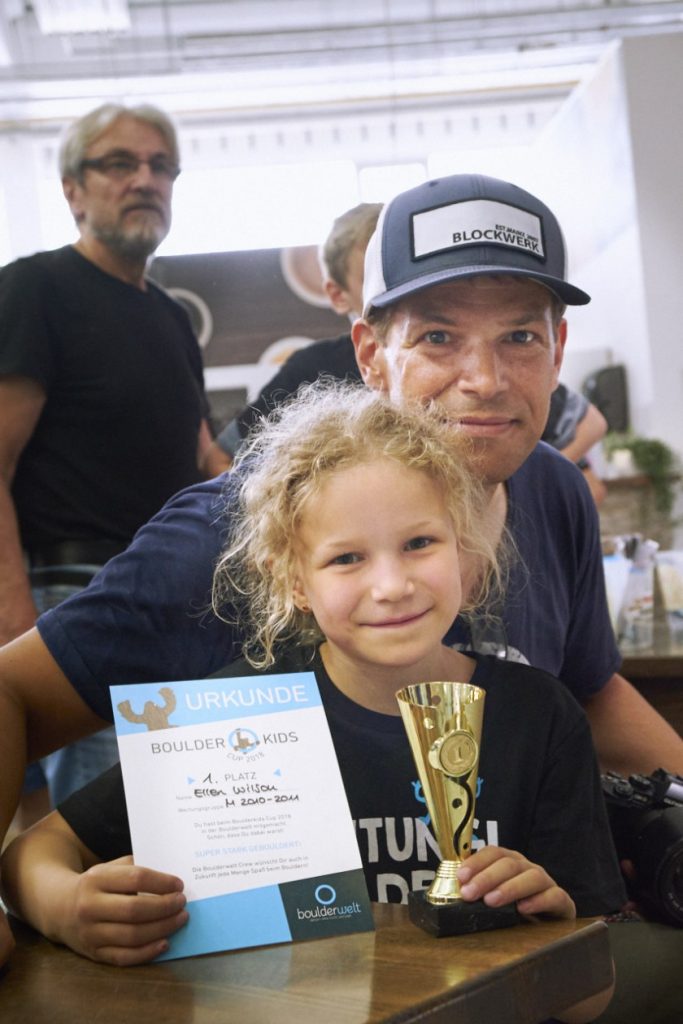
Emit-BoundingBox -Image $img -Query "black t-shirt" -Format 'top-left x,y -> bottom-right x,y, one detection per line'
545,383 -> 589,450
217,335 -> 360,456
59,650 -> 626,917
0,246 -> 207,548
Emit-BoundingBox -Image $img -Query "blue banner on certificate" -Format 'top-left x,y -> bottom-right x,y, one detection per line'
111,672 -> 374,959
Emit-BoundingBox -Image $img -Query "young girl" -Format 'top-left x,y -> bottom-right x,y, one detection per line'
1,383 -> 624,1012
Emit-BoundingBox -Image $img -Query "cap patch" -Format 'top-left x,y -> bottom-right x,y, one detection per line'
412,199 -> 544,261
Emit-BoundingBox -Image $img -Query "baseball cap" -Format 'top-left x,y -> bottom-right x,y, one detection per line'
362,173 -> 590,313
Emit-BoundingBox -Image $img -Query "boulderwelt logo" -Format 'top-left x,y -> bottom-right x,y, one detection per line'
296,883 -> 363,922
279,871 -> 374,939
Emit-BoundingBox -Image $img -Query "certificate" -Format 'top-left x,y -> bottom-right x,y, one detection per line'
111,672 -> 374,960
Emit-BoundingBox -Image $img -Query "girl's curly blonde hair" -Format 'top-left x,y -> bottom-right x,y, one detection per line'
212,379 -> 507,668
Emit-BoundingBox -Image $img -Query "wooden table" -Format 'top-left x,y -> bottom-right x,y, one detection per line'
0,905 -> 611,1024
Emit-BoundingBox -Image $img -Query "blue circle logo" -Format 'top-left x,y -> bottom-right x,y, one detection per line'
228,727 -> 260,754
314,884 -> 336,906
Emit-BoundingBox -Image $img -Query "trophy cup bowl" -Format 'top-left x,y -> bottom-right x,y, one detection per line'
396,681 -> 519,937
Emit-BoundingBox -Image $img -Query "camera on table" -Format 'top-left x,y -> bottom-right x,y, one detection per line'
602,768 -> 683,926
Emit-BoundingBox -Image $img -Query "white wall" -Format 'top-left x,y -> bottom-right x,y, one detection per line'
622,33 -> 683,457
0,135 -> 45,259
530,32 -> 683,459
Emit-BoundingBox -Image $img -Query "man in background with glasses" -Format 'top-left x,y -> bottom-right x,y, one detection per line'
0,103 -> 215,824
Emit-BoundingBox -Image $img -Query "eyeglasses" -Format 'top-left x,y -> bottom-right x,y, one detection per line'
79,153 -> 181,182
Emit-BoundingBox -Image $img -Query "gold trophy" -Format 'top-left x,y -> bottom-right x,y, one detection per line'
397,681 -> 519,936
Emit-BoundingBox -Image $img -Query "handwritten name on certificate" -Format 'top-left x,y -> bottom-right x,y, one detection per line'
111,672 -> 374,959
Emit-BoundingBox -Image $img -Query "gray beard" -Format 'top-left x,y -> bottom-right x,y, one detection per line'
94,222 -> 165,262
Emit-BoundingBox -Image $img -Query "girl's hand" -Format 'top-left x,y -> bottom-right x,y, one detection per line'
60,855 -> 188,965
456,845 -> 576,920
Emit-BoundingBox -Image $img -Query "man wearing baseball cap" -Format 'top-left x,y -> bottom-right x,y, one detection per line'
0,174 -> 681,967
362,174 -> 590,307
352,173 -> 680,764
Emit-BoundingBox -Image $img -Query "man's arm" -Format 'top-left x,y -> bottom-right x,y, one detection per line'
584,672 -> 683,776
0,627 -> 110,966
560,401 -> 609,505
196,417 -> 227,478
0,629 -> 109,840
202,445 -> 233,476
0,377 -> 46,645
544,385 -> 607,463
560,401 -> 608,463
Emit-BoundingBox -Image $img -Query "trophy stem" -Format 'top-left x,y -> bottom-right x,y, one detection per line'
425,859 -> 464,905
398,682 -> 521,937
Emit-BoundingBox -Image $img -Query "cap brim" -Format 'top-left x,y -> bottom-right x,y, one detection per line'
365,264 -> 591,312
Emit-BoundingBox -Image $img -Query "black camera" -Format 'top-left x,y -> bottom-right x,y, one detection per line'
602,768 -> 683,927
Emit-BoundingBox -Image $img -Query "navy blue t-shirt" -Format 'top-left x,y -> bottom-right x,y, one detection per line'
37,442 -> 620,722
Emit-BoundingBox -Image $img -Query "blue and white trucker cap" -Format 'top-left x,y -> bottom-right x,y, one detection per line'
362,174 -> 590,313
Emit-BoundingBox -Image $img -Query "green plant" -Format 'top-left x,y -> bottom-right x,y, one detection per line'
604,432 -> 681,517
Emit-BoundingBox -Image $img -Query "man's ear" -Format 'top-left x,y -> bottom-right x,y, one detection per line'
324,278 -> 352,317
62,176 -> 84,224
552,318 -> 568,387
351,319 -> 388,390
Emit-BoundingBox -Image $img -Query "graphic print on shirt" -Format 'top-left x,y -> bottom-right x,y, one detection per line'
353,775 -> 499,904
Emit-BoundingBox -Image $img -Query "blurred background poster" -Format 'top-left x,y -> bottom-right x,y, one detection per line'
151,245 -> 346,432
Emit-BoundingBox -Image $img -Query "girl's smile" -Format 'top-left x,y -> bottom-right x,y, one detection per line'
293,458 -> 475,711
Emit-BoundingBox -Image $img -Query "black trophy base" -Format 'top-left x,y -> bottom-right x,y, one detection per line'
408,889 -> 521,937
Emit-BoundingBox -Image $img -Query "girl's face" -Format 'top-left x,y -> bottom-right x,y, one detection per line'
293,459 -> 462,674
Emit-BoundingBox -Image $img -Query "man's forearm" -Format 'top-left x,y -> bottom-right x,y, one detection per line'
560,403 -> 608,463
0,662 -> 31,847
584,673 -> 683,776
0,629 -> 111,828
0,483 -> 37,644
202,440 -> 232,477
